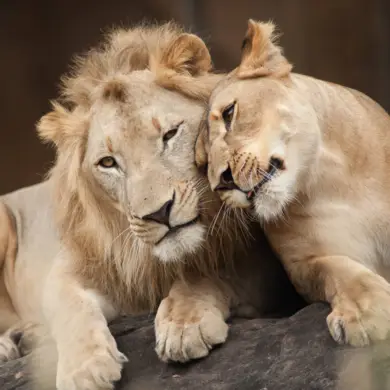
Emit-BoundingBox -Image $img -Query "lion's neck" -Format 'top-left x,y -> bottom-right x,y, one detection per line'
65,203 -> 242,315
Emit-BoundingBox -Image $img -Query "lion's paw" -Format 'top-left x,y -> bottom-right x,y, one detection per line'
56,328 -> 127,390
155,296 -> 228,363
0,332 -> 21,363
327,277 -> 390,346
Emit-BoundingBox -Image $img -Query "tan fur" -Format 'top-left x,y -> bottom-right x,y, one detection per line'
0,203 -> 19,332
0,23 -> 294,390
36,23 -> 232,313
199,19 -> 390,347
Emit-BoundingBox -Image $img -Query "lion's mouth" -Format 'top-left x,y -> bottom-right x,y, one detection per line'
155,215 -> 200,245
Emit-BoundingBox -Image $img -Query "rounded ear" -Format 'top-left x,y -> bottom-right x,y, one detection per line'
152,32 -> 218,101
238,19 -> 292,79
37,102 -> 87,148
159,33 -> 212,76
195,120 -> 209,173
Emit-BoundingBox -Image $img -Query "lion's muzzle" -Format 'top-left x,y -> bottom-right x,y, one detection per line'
142,193 -> 175,226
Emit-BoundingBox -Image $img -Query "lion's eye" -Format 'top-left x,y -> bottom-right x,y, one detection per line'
163,122 -> 183,144
222,102 -> 235,131
163,128 -> 178,143
98,156 -> 117,169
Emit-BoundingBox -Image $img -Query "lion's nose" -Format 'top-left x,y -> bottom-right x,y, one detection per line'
142,194 -> 174,226
214,166 -> 239,191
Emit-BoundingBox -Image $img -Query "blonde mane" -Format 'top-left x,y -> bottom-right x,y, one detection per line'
38,23 -> 245,314
61,22 -> 221,108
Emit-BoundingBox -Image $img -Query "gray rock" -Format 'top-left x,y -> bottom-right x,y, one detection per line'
1,304 -> 390,390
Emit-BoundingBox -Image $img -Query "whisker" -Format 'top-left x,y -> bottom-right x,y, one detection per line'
207,202 -> 224,238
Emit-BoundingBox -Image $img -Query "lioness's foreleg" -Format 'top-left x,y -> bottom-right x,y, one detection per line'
285,255 -> 390,346
155,277 -> 232,362
43,254 -> 127,390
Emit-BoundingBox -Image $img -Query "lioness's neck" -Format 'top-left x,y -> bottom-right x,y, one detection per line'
290,73 -> 390,202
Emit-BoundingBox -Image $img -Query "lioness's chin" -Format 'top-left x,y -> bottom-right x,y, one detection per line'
219,190 -> 252,209
252,192 -> 287,221
152,223 -> 206,263
220,188 -> 290,222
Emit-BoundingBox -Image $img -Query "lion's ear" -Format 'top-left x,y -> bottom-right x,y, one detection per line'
195,120 -> 209,172
37,102 -> 86,148
159,33 -> 212,76
153,32 -> 218,100
238,19 -> 292,79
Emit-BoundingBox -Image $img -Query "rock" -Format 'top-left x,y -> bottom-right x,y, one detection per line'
1,304 -> 390,390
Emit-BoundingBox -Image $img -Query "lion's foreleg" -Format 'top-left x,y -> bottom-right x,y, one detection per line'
0,321 -> 42,363
155,276 -> 233,362
0,202 -> 19,333
42,253 -> 127,390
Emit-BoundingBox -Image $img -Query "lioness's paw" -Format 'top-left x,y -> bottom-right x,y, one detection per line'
56,328 -> 127,390
155,296 -> 228,363
327,279 -> 390,346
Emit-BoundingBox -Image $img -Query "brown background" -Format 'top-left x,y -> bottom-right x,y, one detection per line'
1,0 -> 389,194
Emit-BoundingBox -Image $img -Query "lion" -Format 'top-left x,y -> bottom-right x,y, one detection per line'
0,22 -> 299,389
196,19 -> 390,348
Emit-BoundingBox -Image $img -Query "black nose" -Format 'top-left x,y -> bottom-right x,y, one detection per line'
142,195 -> 174,226
214,166 -> 239,191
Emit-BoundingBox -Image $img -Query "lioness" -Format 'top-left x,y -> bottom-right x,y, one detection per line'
197,19 -> 390,347
0,23 -> 298,389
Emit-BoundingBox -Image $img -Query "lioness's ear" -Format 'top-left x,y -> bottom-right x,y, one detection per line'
238,19 -> 292,79
195,120 -> 209,173
37,102 -> 87,148
159,33 -> 212,76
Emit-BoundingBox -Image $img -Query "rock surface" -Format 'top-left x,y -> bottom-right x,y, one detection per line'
1,303 -> 390,390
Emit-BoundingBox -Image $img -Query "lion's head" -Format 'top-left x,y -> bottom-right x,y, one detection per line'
37,23 -> 236,309
196,20 -> 320,221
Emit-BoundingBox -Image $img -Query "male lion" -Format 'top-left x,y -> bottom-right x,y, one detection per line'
0,23 -> 297,389
197,19 -> 390,347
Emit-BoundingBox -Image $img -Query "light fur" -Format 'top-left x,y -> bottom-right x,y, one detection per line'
198,19 -> 390,347
0,22 -> 297,390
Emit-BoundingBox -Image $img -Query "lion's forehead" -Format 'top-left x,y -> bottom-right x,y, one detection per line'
95,72 -> 197,113
92,83 -> 201,136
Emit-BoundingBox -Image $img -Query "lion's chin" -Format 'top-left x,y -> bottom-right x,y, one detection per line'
152,223 -> 206,263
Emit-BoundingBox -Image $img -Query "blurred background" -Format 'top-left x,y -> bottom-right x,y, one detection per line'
1,0 -> 389,194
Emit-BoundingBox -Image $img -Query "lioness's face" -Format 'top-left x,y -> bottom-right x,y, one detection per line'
194,19 -> 321,221
85,72 -> 211,262
200,75 -> 319,221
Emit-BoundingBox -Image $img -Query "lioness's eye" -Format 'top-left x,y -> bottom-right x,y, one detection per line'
222,102 -> 235,130
98,156 -> 117,169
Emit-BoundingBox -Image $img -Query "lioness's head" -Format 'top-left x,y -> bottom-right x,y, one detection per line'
196,20 -> 320,221
38,23 -> 223,263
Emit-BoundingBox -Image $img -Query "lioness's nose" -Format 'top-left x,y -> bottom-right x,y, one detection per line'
142,194 -> 174,226
214,166 -> 239,191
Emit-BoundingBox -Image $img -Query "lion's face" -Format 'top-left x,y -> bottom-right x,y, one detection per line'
39,25 -> 223,263
196,20 -> 319,221
85,72 -> 208,261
